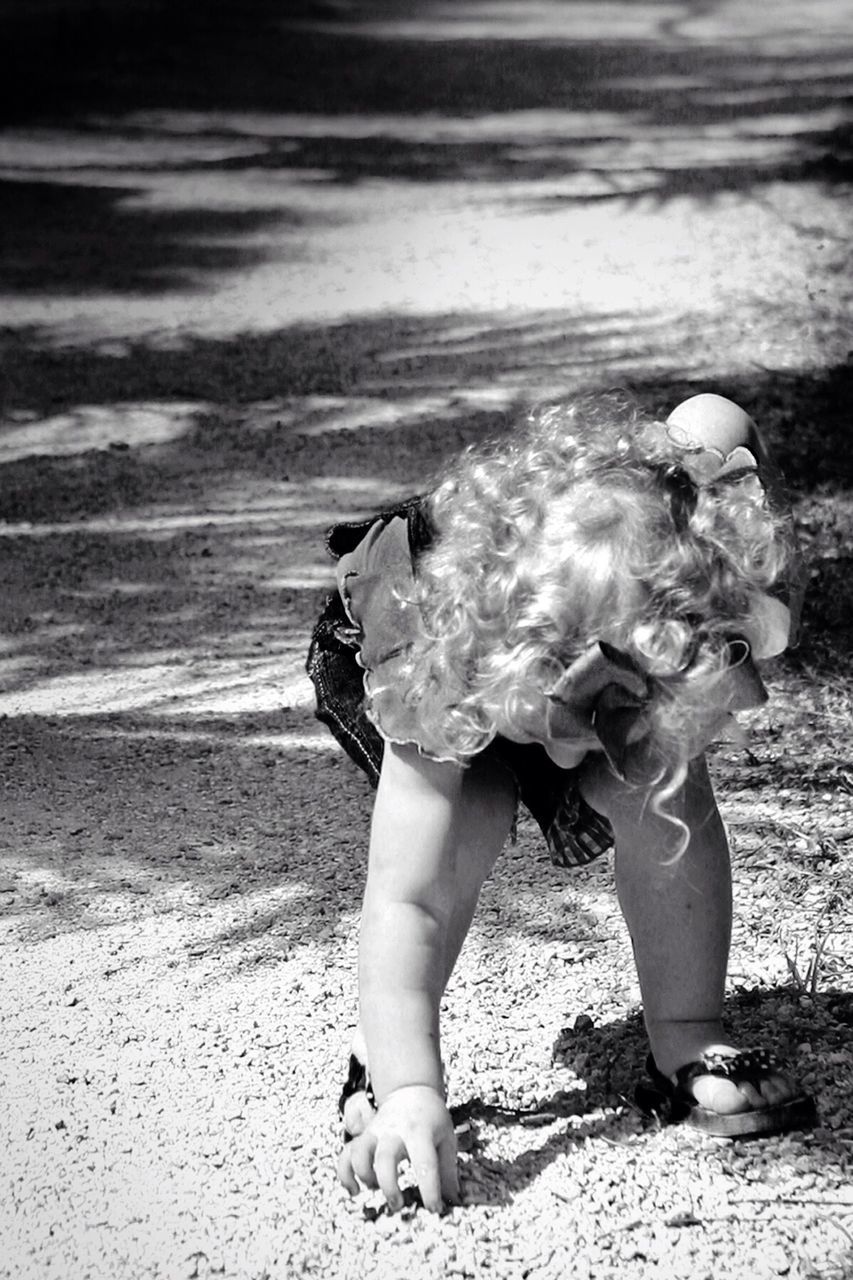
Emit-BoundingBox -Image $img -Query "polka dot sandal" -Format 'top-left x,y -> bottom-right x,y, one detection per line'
636,1048 -> 818,1138
338,1053 -> 376,1143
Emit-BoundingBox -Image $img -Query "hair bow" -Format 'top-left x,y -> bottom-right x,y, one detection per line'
653,441 -> 763,535
546,641 -> 651,779
662,393 -> 765,486
676,442 -> 760,487
545,618 -> 783,780
734,591 -> 792,660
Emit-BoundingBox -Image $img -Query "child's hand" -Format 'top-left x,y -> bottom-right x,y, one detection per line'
336,1084 -> 459,1213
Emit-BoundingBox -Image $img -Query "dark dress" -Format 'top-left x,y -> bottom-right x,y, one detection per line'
306,500 -> 614,868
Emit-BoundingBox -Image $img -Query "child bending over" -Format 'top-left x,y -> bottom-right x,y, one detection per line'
307,392 -> 816,1214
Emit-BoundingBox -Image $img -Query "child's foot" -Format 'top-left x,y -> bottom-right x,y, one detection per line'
657,1043 -> 797,1113
641,1021 -> 816,1135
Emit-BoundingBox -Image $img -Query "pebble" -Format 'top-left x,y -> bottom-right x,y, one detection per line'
764,1246 -> 791,1275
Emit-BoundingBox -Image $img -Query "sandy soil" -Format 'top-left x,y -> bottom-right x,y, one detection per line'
1,3 -> 852,1278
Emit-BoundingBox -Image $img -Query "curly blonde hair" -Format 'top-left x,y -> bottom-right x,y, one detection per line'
384,395 -> 792,779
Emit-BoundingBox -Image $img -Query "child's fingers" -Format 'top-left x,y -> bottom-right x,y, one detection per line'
437,1132 -> 460,1205
338,1133 -> 379,1193
373,1135 -> 406,1212
336,1144 -> 360,1196
405,1134 -> 444,1214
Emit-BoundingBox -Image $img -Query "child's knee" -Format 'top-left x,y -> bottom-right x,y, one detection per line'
580,753 -> 724,867
578,743 -> 662,813
578,753 -> 635,821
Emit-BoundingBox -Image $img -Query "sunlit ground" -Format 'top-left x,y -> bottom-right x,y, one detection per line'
0,121 -> 848,346
294,0 -> 853,48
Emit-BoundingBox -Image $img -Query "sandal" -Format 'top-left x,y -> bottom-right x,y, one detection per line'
339,1053 -> 376,1143
635,1049 -> 818,1138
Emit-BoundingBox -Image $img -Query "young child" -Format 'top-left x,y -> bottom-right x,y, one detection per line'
307,392 -> 817,1215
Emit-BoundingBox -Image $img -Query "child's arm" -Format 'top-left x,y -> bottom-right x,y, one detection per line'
338,741 -> 466,1212
360,742 -> 464,1098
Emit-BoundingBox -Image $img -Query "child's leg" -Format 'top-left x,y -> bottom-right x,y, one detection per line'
585,754 -> 796,1114
343,754 -> 515,1134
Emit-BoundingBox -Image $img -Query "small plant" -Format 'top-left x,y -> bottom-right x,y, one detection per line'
784,907 -> 840,996
785,932 -> 832,996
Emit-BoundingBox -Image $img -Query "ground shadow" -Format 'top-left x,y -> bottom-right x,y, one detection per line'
0,321 -> 849,929
2,321 -> 850,489
1,320 -> 849,670
4,3 -> 852,153
0,312 -> 656,419
448,987 -> 853,1207
0,179 -> 308,297
0,702 -> 846,943
0,2 -> 850,316
0,707 -> 374,943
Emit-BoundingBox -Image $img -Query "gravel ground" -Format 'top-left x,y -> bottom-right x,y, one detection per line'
2,706 -> 853,1279
1,3 -> 853,1278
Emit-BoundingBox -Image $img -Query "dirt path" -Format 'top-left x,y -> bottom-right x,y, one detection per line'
1,4 -> 852,1277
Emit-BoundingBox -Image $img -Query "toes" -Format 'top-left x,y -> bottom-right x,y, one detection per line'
690,1073 -> 754,1115
689,1068 -> 797,1115
735,1079 -> 769,1110
758,1071 -> 796,1108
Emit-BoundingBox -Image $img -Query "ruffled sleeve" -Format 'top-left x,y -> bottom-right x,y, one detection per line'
336,514 -> 459,763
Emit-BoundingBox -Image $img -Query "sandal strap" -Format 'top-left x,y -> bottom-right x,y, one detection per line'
675,1047 -> 781,1093
338,1053 -> 376,1116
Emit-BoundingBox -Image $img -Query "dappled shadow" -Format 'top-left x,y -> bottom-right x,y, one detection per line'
1,700 -> 847,942
0,307 -> 660,528
0,324 -> 849,726
0,1 -> 850,330
0,521 -> 328,697
1,324 -> 850,690
0,314 -> 849,940
4,2 -> 852,134
6,315 -> 853,461
0,312 -> 661,419
1,318 -> 848,723
175,107 -> 850,203
2,320 -> 850,488
0,179 -> 306,297
0,11 -> 849,1267
0,708 -> 373,942
0,457 -> 412,720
